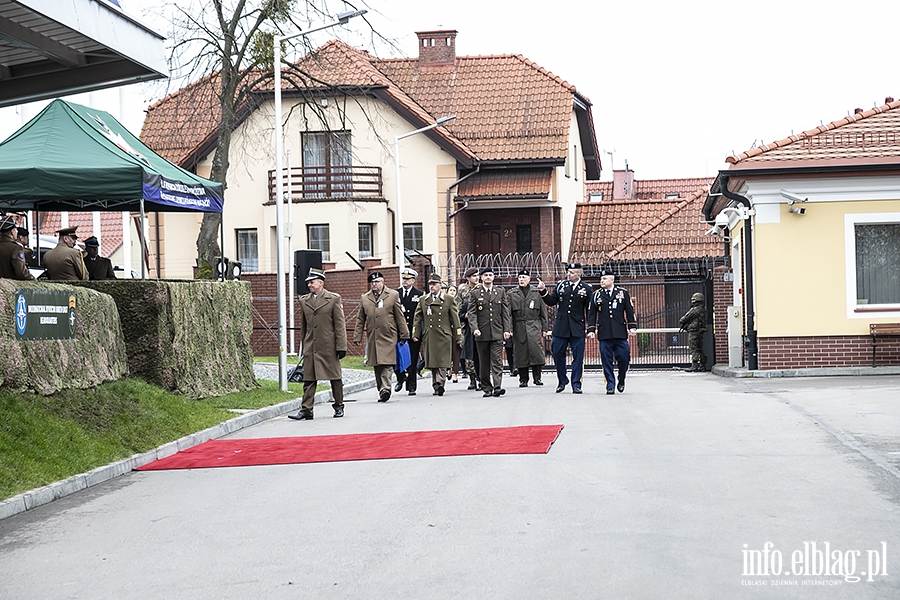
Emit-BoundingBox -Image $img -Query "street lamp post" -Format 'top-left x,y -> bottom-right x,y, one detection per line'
274,9 -> 365,391
392,115 -> 456,265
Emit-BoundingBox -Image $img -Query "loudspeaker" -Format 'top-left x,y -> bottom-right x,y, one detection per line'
294,249 -> 323,292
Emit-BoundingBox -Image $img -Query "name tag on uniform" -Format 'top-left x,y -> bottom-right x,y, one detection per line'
378,300 -> 383,308
529,300 -> 534,309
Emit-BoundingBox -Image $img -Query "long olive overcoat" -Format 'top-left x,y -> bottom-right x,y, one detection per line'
412,292 -> 462,368
297,289 -> 347,381
509,284 -> 548,368
353,288 -> 409,366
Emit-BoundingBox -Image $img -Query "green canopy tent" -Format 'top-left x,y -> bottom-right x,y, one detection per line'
0,99 -> 224,277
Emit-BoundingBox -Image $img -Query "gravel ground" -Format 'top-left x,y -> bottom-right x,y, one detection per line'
253,362 -> 373,387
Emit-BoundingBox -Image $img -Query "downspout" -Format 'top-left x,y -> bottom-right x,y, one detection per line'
719,174 -> 758,370
387,206 -> 396,265
445,165 -> 481,282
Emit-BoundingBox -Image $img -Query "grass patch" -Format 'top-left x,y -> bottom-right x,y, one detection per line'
0,376 -> 310,501
255,355 -> 372,371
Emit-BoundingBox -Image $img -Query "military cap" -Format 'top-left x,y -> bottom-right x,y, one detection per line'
16,227 -> 29,238
599,269 -> 615,277
464,267 -> 479,278
305,267 -> 326,282
0,216 -> 17,232
57,226 -> 78,239
479,266 -> 494,275
84,236 -> 101,248
367,271 -> 384,282
427,273 -> 443,285
567,262 -> 583,270
400,267 -> 418,279
517,269 -> 530,276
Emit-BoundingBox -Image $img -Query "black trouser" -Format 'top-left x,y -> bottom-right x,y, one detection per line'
519,365 -> 543,384
399,338 -> 422,391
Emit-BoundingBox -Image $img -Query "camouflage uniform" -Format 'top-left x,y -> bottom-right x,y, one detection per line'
679,292 -> 708,371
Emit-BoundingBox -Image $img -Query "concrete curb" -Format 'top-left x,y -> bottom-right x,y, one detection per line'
711,365 -> 900,378
0,376 -> 376,522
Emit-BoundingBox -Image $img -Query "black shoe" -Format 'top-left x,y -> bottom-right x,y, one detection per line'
492,388 -> 506,397
617,382 -> 625,393
572,387 -> 582,394
511,368 -> 519,377
288,411 -> 313,420
483,390 -> 493,397
378,389 -> 391,402
333,408 -> 344,418
519,381 -> 528,388
606,389 -> 615,395
555,384 -> 566,393
534,379 -> 543,386
437,385 -> 444,396
394,380 -> 404,392
467,376 -> 477,390
408,390 -> 417,396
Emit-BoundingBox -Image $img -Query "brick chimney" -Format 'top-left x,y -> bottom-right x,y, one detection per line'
416,30 -> 457,72
612,169 -> 636,201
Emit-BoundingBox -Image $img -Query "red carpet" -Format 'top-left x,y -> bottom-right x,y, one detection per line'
135,424 -> 564,471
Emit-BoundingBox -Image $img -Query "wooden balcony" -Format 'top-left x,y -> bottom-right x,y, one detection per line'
267,166 -> 383,203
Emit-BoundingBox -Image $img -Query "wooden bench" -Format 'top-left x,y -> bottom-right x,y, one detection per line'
870,323 -> 900,367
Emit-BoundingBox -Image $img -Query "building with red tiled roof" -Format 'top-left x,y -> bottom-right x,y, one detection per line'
139,30 -> 600,280
704,96 -> 900,370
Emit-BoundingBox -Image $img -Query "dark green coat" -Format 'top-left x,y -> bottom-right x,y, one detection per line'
297,289 -> 346,381
353,288 -> 409,366
509,285 -> 548,368
413,291 -> 462,368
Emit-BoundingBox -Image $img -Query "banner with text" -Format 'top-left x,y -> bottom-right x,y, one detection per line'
14,289 -> 77,340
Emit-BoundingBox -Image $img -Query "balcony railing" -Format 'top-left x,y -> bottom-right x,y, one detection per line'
267,166 -> 383,203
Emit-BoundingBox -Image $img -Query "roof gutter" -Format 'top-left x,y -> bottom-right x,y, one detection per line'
445,164 -> 482,281
719,174 -> 758,370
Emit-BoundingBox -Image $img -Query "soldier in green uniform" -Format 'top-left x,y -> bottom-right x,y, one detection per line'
0,217 -> 35,280
43,226 -> 88,281
456,267 -> 481,389
288,268 -> 347,420
679,292 -> 708,372
509,269 -> 548,387
413,274 -> 462,396
466,266 -> 512,397
354,271 -> 409,402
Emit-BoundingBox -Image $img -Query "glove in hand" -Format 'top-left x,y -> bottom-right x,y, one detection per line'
336,350 -> 346,359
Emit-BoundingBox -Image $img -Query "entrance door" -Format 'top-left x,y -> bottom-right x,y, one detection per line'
474,227 -> 500,256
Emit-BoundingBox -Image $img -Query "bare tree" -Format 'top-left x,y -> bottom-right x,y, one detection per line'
146,0 -> 384,277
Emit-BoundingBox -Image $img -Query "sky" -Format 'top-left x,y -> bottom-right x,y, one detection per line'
3,0 -> 900,181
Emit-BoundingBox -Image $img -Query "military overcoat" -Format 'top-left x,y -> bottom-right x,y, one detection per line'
466,284 -> 512,341
43,243 -> 87,281
0,238 -> 35,280
85,256 -> 117,280
297,289 -> 347,381
509,284 -> 548,368
353,288 -> 409,366
412,291 -> 462,368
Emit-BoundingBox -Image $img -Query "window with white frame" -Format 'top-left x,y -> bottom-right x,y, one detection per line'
358,223 -> 373,258
846,213 -> 900,313
235,229 -> 258,272
307,224 -> 330,261
403,223 -> 423,253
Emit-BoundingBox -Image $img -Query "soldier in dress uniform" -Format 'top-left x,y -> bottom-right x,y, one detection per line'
83,236 -> 116,280
412,274 -> 462,396
587,270 -> 637,395
466,266 -> 512,397
395,267 -> 423,395
353,271 -> 409,402
456,267 -> 481,389
538,262 -> 592,393
0,217 -> 35,280
288,268 -> 347,420
509,269 -> 548,387
15,227 -> 38,268
43,226 -> 88,281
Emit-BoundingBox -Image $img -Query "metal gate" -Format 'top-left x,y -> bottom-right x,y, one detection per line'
540,278 -> 712,370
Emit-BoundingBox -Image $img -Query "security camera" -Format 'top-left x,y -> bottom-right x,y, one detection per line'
780,189 -> 807,203
714,212 -> 731,228
705,224 -> 723,237
791,207 -> 806,215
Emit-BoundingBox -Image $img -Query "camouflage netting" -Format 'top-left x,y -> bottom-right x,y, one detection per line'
73,280 -> 258,399
0,280 -> 128,394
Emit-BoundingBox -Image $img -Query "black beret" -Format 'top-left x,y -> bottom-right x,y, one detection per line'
479,267 -> 494,275
517,269 -> 530,276
367,271 -> 384,282
567,262 -> 582,270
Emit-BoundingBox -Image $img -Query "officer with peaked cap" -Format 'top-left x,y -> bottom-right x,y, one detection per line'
413,273 -> 462,396
288,268 -> 348,420
43,226 -> 88,281
83,236 -> 116,280
537,262 -> 592,393
466,266 -> 512,397
353,271 -> 409,402
396,267 -> 423,395
0,216 -> 35,280
587,269 -> 637,394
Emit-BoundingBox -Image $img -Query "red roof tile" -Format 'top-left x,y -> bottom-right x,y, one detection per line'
457,169 -> 552,199
585,177 -> 713,202
35,211 -> 123,257
728,98 -> 900,165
